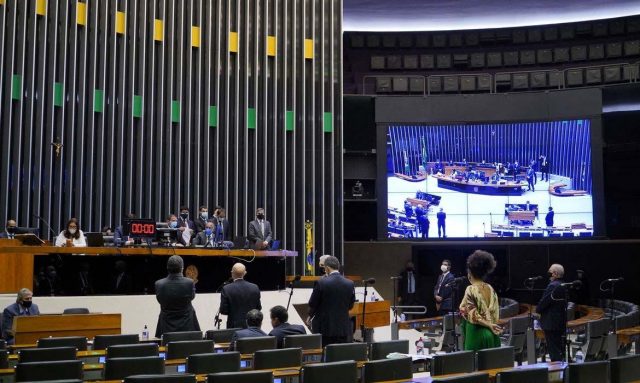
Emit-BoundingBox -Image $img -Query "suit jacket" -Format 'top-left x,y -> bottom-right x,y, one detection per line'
308,272 -> 355,338
536,279 -> 567,331
0,231 -> 14,239
269,323 -> 307,348
212,217 -> 231,241
229,327 -> 268,351
545,211 -> 555,226
113,272 -> 134,295
114,225 -> 125,245
247,219 -> 272,246
433,272 -> 455,311
398,270 -> 419,302
2,302 -> 40,344
193,231 -> 216,247
220,279 -> 262,329
154,273 -> 200,337
194,217 -> 213,234
177,218 -> 196,246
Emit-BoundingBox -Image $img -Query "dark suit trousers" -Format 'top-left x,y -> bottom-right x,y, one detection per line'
544,329 -> 564,362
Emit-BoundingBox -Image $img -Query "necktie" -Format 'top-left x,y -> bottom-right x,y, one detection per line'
436,275 -> 444,294
407,271 -> 415,294
260,221 -> 264,236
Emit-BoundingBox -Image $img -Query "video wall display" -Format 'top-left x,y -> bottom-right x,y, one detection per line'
386,120 -> 594,239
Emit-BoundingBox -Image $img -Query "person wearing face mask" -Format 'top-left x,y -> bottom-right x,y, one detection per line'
193,221 -> 216,247
1,219 -> 19,239
536,263 -> 567,362
318,254 -> 330,276
398,261 -> 420,320
195,205 -> 213,234
176,206 -> 195,246
114,213 -> 136,246
248,208 -> 272,250
434,259 -> 454,316
2,288 -> 40,344
55,218 -> 87,247
212,206 -> 231,242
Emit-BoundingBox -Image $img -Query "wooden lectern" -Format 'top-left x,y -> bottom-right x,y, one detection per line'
0,238 -> 34,293
12,313 -> 122,345
349,300 -> 391,328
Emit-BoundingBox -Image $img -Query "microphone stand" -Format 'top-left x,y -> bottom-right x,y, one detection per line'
361,280 -> 370,343
392,277 -> 399,323
33,214 -> 56,241
214,279 -> 231,330
286,277 -> 300,312
600,278 -> 622,334
447,279 -> 461,352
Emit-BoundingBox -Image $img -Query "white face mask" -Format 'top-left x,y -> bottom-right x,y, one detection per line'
68,228 -> 77,235
440,265 -> 449,273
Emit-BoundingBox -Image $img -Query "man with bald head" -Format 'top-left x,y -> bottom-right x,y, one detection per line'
220,263 -> 262,328
0,219 -> 18,239
2,288 -> 40,344
318,254 -> 330,276
537,263 -> 567,361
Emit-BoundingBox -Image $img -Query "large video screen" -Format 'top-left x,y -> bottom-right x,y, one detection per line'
386,120 -> 594,239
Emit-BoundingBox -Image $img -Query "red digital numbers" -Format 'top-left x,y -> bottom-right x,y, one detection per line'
130,223 -> 156,235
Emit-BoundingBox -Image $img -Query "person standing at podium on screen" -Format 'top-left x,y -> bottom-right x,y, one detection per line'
2,288 -> 40,345
55,218 -> 86,247
248,208 -> 272,250
0,219 -> 18,239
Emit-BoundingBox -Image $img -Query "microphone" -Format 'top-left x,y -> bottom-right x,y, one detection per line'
560,280 -> 583,288
526,276 -> 544,282
445,276 -> 468,287
364,278 -> 376,285
32,213 -> 56,239
605,277 -> 624,283
390,276 -> 402,280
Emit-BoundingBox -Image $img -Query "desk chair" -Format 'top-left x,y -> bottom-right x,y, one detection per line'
496,367 -> 549,383
166,340 -> 215,360
18,346 -> 77,363
37,336 -> 87,351
106,343 -> 159,359
206,370 -> 273,383
124,374 -> 197,383
565,361 -> 609,383
368,340 -> 409,360
253,348 -> 303,370
93,334 -> 139,350
323,342 -> 368,363
104,356 -> 165,380
431,372 -> 490,382
502,316 -> 529,365
283,334 -> 322,350
476,346 -> 515,370
186,352 -> 241,375
431,350 -> 476,376
205,328 -> 240,343
15,360 -> 83,382
161,331 -> 203,346
362,356 -> 412,383
610,354 -> 640,383
302,360 -> 358,383
235,336 -> 277,354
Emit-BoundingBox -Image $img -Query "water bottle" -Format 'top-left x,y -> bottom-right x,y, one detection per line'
371,291 -> 377,301
415,337 -> 425,355
141,325 -> 149,341
575,349 -> 584,363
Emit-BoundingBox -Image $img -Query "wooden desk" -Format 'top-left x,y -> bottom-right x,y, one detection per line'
508,210 -> 536,223
285,275 -> 362,283
0,239 -> 34,292
12,313 -> 121,344
350,300 -> 391,328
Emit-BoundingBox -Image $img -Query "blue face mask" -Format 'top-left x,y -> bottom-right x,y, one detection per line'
170,221 -> 178,228
204,228 -> 213,236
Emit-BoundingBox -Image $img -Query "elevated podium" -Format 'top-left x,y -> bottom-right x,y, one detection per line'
12,313 -> 121,344
0,239 -> 34,293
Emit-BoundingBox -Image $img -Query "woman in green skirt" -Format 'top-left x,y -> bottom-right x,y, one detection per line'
459,250 -> 503,351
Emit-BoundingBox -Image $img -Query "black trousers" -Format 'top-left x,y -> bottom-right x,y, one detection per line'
544,329 -> 564,362
438,222 -> 446,237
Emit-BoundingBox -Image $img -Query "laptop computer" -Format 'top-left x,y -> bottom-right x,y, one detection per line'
85,232 -> 105,247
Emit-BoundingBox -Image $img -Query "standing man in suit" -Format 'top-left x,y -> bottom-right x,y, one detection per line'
397,261 -> 419,319
545,207 -> 555,227
434,259 -> 455,316
308,256 -> 355,346
248,208 -> 272,249
177,206 -> 195,246
416,205 -> 429,239
2,288 -> 40,345
229,310 -> 268,351
527,167 -> 535,191
220,263 -> 262,329
537,264 -> 567,362
194,205 -> 212,233
437,208 -> 446,238
539,155 -> 550,182
154,255 -> 200,337
212,206 -> 231,242
268,305 -> 306,348
193,221 -> 216,247
0,219 -> 18,239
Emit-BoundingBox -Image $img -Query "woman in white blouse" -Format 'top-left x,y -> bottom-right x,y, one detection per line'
55,218 -> 87,247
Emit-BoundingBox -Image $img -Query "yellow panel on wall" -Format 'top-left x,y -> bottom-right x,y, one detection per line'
35,0 -> 46,16
267,36 -> 276,57
115,11 -> 126,35
191,26 -> 201,48
154,19 -> 164,41
304,39 -> 314,59
0,0 -> 5,6
229,32 -> 238,53
77,2 -> 87,26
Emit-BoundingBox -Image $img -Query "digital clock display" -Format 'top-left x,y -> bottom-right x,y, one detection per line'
123,218 -> 157,238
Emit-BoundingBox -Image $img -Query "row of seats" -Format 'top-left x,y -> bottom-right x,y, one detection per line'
348,17 -> 640,49
598,299 -> 640,331
369,40 -> 640,71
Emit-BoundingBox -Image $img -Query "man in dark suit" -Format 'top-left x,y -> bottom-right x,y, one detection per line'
193,221 -> 216,247
397,261 -> 419,319
194,205 -> 212,234
539,155 -> 550,182
177,206 -> 196,246
437,208 -> 446,238
212,206 -> 231,242
545,207 -> 555,227
537,263 -> 567,362
0,219 -> 18,239
526,167 -> 535,191
154,255 -> 200,337
2,288 -> 40,345
268,305 -> 306,348
308,256 -> 355,346
248,208 -> 272,249
433,259 -> 455,316
229,309 -> 268,351
220,263 -> 262,328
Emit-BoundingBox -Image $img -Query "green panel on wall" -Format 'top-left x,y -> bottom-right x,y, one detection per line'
11,74 -> 22,100
248,108 -> 256,129
208,106 -> 218,127
171,100 -> 181,123
53,82 -> 64,107
285,110 -> 294,131
323,112 -> 333,133
133,95 -> 143,118
93,89 -> 104,112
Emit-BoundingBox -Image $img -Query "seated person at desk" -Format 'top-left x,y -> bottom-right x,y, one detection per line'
0,219 -> 18,239
268,305 -> 306,348
55,218 -> 87,247
2,288 -> 40,345
114,213 -> 136,246
229,309 -> 268,351
193,221 -> 216,247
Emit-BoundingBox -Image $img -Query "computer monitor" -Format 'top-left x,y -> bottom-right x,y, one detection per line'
85,232 -> 105,247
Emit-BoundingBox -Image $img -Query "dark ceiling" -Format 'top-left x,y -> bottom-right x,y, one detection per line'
343,0 -> 640,31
